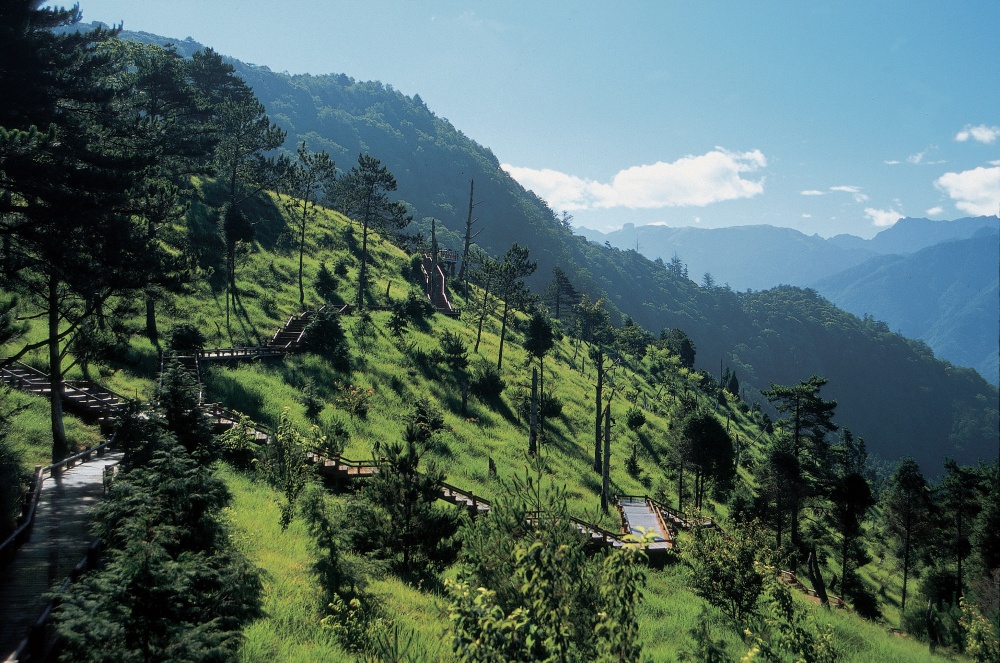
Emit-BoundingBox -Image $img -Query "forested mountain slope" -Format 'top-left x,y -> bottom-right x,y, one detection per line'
114,26 -> 999,473
814,231 -> 1000,386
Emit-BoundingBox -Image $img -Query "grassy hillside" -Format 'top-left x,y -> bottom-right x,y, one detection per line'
5,169 -> 974,659
14,180 -> 958,661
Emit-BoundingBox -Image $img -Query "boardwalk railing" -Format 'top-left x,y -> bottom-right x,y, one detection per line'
193,346 -> 290,361
4,539 -> 103,663
439,481 -> 490,512
0,436 -> 117,569
780,570 -> 846,608
525,510 -> 624,548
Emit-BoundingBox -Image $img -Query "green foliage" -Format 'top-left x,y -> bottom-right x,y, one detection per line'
0,414 -> 29,537
625,405 -> 647,432
282,141 -> 337,305
155,355 -> 216,461
337,383 -> 375,419
258,408 -> 313,530
522,311 -> 555,364
469,361 -> 506,401
404,397 -> 446,448
166,322 -> 205,353
677,607 -> 737,663
350,309 -> 378,358
314,262 -> 338,303
438,328 -> 470,374
387,300 -> 410,339
661,328 -> 697,369
961,598 -> 1000,663
688,522 -> 769,627
55,434 -> 262,661
217,412 -> 260,469
403,289 -> 436,319
301,379 -> 324,422
448,463 -> 649,662
302,307 -> 351,372
353,433 -> 460,577
336,153 -> 411,308
745,567 -> 838,663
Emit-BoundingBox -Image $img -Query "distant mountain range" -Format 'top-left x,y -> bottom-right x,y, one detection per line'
580,216 -> 999,291
583,217 -> 1000,384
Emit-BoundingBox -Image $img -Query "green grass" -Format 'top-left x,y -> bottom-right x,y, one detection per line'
220,465 -> 452,662
221,467 -> 355,662
4,388 -> 104,468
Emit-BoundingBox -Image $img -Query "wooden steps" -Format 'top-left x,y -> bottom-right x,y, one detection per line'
1,364 -> 127,426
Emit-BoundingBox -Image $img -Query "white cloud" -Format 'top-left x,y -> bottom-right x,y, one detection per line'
926,206 -> 944,216
865,207 -> 904,228
990,160 -> 1000,166
800,189 -> 824,196
830,185 -> 870,203
884,160 -> 901,165
934,166 -> 1000,216
501,148 -> 767,211
801,213 -> 812,218
955,124 -> 1000,144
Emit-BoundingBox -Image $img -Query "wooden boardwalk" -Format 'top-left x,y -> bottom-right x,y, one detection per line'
0,450 -> 122,660
618,496 -> 673,550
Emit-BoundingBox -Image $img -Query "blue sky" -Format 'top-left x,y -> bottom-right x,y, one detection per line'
75,0 -> 999,237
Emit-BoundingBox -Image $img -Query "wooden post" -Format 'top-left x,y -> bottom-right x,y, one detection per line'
529,367 -> 538,456
601,403 -> 611,513
594,347 -> 603,473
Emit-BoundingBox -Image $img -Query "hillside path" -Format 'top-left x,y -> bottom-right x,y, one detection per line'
618,497 -> 673,550
0,451 -> 123,659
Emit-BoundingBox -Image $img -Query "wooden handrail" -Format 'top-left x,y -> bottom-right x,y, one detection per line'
0,434 -> 117,567
5,539 -> 103,663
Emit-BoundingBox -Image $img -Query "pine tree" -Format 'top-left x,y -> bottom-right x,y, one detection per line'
337,154 -> 411,309
282,142 -> 336,306
762,375 -> 838,567
0,7 -> 165,460
493,244 -> 536,372
883,458 -> 933,616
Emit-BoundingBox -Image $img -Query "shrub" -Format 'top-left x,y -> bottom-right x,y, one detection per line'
405,397 -> 447,448
438,329 -> 469,373
404,289 -> 435,319
350,310 -> 377,357
469,362 -> 505,401
314,262 -> 338,302
302,308 -> 351,372
0,432 -> 29,538
625,406 -> 647,432
540,392 -> 563,419
337,384 -> 375,419
165,322 -> 206,352
302,380 -> 324,422
409,254 -> 424,282
387,301 -> 409,339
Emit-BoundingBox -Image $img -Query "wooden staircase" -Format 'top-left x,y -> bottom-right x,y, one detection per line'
422,256 -> 459,317
0,363 -> 128,428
